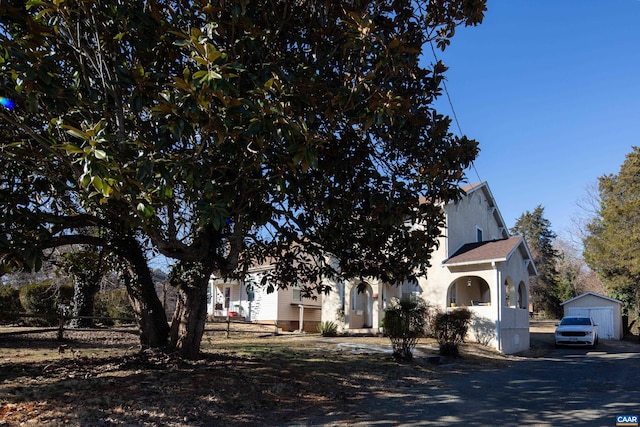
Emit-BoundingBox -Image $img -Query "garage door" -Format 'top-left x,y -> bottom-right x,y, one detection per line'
568,307 -> 614,339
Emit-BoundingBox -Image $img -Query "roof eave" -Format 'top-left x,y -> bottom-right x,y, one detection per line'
444,257 -> 507,268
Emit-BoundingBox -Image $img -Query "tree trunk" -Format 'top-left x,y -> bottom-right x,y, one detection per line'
123,266 -> 170,349
115,234 -> 170,350
168,261 -> 213,359
70,277 -> 100,328
65,248 -> 105,329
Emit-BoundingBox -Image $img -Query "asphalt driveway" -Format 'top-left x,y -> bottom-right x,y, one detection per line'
302,326 -> 640,427
421,339 -> 640,427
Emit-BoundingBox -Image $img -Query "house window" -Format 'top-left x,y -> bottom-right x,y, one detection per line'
224,287 -> 231,309
245,274 -> 258,302
402,283 -> 421,301
292,284 -> 302,303
476,227 -> 483,242
402,292 -> 421,302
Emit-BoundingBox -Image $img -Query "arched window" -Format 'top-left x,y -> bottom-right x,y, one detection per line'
517,282 -> 526,309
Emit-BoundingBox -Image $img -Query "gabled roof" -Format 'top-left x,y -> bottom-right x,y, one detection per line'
418,182 -> 509,238
458,182 -> 510,239
560,292 -> 623,306
460,182 -> 486,193
444,236 -> 538,276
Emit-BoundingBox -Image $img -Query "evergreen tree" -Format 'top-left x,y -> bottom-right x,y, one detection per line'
1,0 -> 485,358
511,206 -> 562,317
583,146 -> 640,315
62,246 -> 106,329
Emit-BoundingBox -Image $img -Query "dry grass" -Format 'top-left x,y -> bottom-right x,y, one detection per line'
0,323 -> 554,426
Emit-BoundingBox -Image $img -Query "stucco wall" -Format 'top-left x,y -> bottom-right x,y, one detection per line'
499,307 -> 530,353
233,183 -> 534,355
444,188 -> 504,256
321,279 -> 345,328
502,246 -> 531,310
420,263 -> 497,310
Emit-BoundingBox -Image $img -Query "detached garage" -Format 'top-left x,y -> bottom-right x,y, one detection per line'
561,292 -> 623,340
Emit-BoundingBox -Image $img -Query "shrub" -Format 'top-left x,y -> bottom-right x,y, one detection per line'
0,285 -> 23,325
18,280 -> 74,326
432,308 -> 472,357
95,289 -> 135,325
383,297 -> 430,361
317,321 -> 338,337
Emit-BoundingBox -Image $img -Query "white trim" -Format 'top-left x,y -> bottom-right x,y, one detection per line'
445,257 -> 507,268
560,291 -> 622,306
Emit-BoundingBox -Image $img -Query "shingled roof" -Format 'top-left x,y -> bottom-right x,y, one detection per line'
444,236 -> 537,275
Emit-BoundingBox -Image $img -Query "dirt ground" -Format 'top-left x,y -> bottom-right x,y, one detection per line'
0,321 -> 559,426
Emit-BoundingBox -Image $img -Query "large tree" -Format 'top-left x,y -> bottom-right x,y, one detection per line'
61,245 -> 107,328
1,0 -> 485,358
554,237 -> 605,299
583,146 -> 640,314
511,205 -> 562,317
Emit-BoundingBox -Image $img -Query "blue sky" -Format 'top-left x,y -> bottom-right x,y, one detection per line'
430,0 -> 640,239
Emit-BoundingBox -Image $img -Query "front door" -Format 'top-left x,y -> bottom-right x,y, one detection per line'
350,283 -> 373,328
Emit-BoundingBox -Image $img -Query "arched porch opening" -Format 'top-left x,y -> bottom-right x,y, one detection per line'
350,282 -> 373,328
447,276 -> 491,307
517,281 -> 527,309
504,278 -> 514,307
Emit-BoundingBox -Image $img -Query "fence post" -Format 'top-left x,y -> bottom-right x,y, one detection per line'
57,307 -> 65,341
226,314 -> 230,339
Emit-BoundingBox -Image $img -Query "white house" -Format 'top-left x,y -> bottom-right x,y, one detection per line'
321,182 -> 537,354
207,264 -> 322,332
207,182 -> 537,353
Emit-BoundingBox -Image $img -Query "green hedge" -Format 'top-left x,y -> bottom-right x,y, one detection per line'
0,285 -> 22,325
433,308 -> 472,357
382,298 -> 430,361
18,280 -> 74,326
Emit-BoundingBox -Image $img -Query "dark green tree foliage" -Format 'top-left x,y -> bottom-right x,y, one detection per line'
511,206 -> 562,317
18,280 -> 74,326
383,298 -> 430,361
583,147 -> 640,314
61,246 -> 107,328
432,307 -> 471,357
1,1 -> 485,358
0,285 -> 22,324
0,1 -> 171,349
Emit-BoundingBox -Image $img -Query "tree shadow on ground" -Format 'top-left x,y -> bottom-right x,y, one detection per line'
0,331 -> 526,426
471,316 -> 495,346
1,334 -> 455,426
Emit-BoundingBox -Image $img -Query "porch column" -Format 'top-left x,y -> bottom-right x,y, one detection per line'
298,304 -> 304,332
493,261 -> 502,352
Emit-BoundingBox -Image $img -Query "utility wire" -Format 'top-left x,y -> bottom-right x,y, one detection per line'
429,40 -> 483,184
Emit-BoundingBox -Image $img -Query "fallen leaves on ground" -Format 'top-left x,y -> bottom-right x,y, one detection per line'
0,326 -> 546,426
